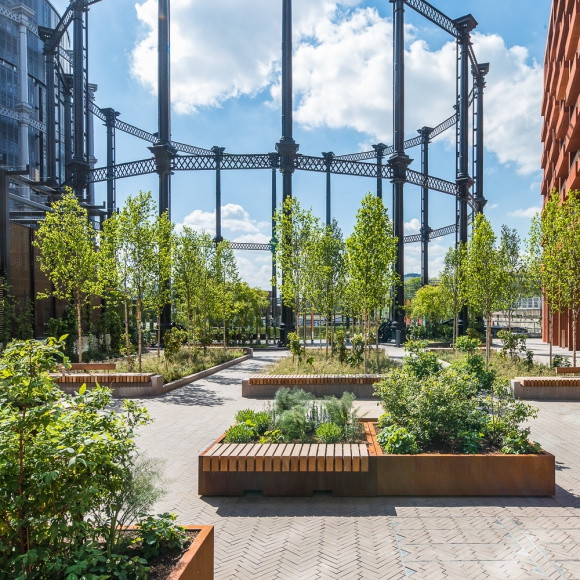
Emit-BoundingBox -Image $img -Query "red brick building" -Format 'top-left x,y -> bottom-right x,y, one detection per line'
541,0 -> 580,348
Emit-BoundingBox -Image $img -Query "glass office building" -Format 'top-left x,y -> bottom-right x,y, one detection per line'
0,0 -> 71,183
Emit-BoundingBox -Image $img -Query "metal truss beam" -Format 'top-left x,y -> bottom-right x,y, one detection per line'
335,112 -> 458,162
0,4 -> 38,35
230,242 -> 273,251
403,0 -> 459,38
403,222 -> 458,244
89,102 -> 211,155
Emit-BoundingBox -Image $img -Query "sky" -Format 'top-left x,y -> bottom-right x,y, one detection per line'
51,0 -> 552,288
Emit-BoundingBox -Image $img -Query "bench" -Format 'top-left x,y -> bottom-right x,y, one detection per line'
202,443 -> 369,473
511,376 -> 580,400
242,374 -> 382,398
556,367 -> 580,374
60,362 -> 117,375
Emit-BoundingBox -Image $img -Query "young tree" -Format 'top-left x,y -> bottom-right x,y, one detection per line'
499,225 -> 527,331
145,210 -> 174,357
555,189 -> 580,365
345,193 -> 398,372
213,240 -> 240,346
465,214 -> 508,366
408,285 -> 448,335
34,190 -> 98,362
439,243 -> 467,344
309,220 -> 346,357
274,197 -> 318,347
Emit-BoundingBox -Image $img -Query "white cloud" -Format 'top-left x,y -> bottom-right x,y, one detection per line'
488,203 -> 499,210
234,253 -> 272,289
233,233 -> 272,244
404,241 -> 450,278
180,203 -> 265,234
507,206 -> 541,219
404,218 -> 421,233
132,2 -> 542,177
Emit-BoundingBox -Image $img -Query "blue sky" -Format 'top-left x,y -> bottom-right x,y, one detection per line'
52,0 -> 551,287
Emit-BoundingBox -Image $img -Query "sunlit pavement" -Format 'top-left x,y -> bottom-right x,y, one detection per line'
134,349 -> 580,579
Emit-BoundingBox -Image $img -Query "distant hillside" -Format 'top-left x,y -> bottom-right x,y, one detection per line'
404,273 -> 421,280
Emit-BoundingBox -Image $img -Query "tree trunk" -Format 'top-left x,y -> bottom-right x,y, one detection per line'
574,309 -> 577,368
76,299 -> 83,363
157,315 -> 161,358
549,307 -> 553,367
223,313 -> 227,348
486,313 -> 492,368
124,298 -> 131,368
325,314 -> 329,359
363,310 -> 368,373
375,311 -> 380,372
303,310 -> 307,348
137,301 -> 143,373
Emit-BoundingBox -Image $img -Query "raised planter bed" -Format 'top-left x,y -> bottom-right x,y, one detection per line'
242,374 -> 381,398
167,525 -> 214,580
199,421 -> 555,497
52,348 -> 252,398
511,377 -> 580,400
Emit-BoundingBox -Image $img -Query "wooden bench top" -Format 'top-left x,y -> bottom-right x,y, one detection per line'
202,442 -> 369,473
519,377 -> 580,387
556,367 -> 580,374
250,374 -> 382,385
63,363 -> 117,372
52,373 -> 155,383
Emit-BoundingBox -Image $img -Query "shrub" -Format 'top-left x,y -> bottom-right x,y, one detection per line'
552,354 -> 571,368
277,407 -> 308,442
316,422 -> 343,443
501,430 -> 542,455
273,387 -> 314,414
377,426 -> 419,454
164,327 -> 187,362
403,340 -> 442,379
135,513 -> 187,560
0,338 -> 151,579
376,413 -> 395,430
224,422 -> 256,443
454,336 -> 480,355
323,392 -> 365,442
333,330 -> 348,364
456,430 -> 484,454
235,409 -> 270,435
349,333 -> 364,366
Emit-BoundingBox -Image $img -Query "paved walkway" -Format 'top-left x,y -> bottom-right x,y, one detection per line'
134,349 -> 580,579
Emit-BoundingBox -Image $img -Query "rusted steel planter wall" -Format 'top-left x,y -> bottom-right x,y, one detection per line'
199,422 -> 555,497
167,525 -> 214,580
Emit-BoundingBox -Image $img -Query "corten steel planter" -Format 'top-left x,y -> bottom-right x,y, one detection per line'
167,526 -> 214,580
199,421 -> 555,497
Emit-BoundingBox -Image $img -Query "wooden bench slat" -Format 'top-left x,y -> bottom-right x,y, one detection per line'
326,444 -> 335,472
291,444 -> 301,472
334,443 -> 343,472
343,444 -> 352,472
282,444 -> 294,472
308,444 -> 318,471
273,444 -> 287,472
351,444 -> 360,472
316,444 -> 326,472
256,444 -> 269,472
360,444 -> 369,472
264,444 -> 277,472
236,443 -> 252,472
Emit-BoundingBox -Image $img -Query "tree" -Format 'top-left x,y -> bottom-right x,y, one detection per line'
555,189 -> 580,365
345,193 -> 398,372
309,220 -> 346,357
145,211 -> 174,357
408,285 -> 448,335
34,190 -> 98,362
499,225 -> 528,331
274,197 -> 318,346
465,214 -> 508,366
439,243 -> 467,344
213,240 -> 240,346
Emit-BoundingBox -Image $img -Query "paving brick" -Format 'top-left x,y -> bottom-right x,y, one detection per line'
131,349 -> 580,579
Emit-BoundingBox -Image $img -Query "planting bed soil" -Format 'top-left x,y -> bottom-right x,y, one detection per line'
199,421 -> 555,497
145,530 -> 199,580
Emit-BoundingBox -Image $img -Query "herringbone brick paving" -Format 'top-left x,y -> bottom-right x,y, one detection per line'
133,349 -> 580,579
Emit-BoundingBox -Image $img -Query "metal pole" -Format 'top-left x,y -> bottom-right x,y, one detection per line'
212,146 -> 225,243
103,108 -> 117,217
322,152 -> 334,226
455,15 -> 477,335
276,0 -> 299,346
389,0 -> 412,342
420,127 -> 433,287
0,169 -> 9,288
373,144 -> 387,199
72,2 -> 87,197
474,63 -> 489,213
45,51 -> 56,186
64,76 -> 73,182
270,154 -> 278,343
148,0 -> 177,332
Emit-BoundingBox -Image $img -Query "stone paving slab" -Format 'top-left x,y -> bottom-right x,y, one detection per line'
133,350 -> 580,579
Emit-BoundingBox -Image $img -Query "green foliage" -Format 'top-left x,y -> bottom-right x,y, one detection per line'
551,354 -> 571,368
260,429 -> 284,444
164,327 -> 188,362
408,285 -> 449,337
315,422 -> 343,443
0,338 -> 151,578
323,392 -> 365,442
376,413 -> 395,430
0,284 -> 33,347
273,387 -> 315,413
439,243 -> 467,344
501,430 -> 542,455
349,333 -> 364,366
135,513 -> 187,560
456,430 -> 484,454
235,409 -> 271,434
48,305 -> 78,358
224,422 -> 257,443
277,406 -> 309,442
403,340 -> 442,379
377,426 -> 419,455
34,190 -> 99,363
455,336 -> 480,355
333,329 -> 348,363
